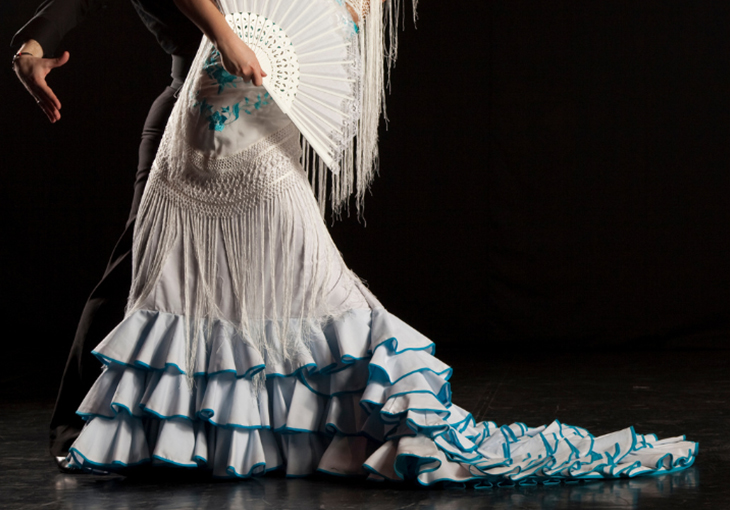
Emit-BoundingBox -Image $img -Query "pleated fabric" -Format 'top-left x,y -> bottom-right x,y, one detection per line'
67,17 -> 697,485
68,306 -> 697,485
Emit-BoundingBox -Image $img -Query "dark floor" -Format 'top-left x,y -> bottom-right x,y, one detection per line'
0,348 -> 726,509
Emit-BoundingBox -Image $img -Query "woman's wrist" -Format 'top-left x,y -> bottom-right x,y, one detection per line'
212,29 -> 240,52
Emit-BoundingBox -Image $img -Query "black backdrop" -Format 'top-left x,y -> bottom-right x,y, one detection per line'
2,1 -> 729,387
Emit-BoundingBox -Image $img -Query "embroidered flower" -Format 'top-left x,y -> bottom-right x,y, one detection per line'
208,111 -> 227,131
203,50 -> 239,94
193,100 -> 244,132
243,93 -> 272,115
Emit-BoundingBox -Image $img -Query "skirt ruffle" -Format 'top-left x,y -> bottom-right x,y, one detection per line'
68,309 -> 697,485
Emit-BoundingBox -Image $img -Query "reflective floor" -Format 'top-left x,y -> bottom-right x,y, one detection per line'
0,348 -> 725,509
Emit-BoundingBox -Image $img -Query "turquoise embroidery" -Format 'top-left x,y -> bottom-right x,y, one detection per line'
243,93 -> 271,115
193,97 -> 242,132
203,50 -> 239,94
193,49 -> 275,132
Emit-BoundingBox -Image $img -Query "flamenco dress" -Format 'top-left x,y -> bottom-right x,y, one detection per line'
66,41 -> 697,486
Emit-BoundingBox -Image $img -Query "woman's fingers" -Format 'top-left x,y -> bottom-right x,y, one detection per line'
219,38 -> 266,86
251,67 -> 263,87
237,64 -> 265,87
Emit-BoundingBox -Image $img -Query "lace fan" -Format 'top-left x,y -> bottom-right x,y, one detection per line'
217,0 -> 360,170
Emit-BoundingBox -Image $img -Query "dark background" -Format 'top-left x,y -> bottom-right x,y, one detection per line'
1,1 -> 729,389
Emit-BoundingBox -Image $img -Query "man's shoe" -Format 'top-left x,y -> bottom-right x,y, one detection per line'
55,456 -> 109,475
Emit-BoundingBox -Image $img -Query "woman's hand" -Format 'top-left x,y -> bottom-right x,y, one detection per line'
13,40 -> 69,123
174,0 -> 266,86
216,33 -> 267,87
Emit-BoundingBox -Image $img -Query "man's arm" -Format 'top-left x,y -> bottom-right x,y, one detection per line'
12,0 -> 103,57
11,0 -> 104,123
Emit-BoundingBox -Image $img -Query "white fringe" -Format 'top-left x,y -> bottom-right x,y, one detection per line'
125,0 -> 414,387
128,125 -> 359,389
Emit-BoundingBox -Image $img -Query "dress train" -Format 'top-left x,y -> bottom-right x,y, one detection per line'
66,39 -> 697,486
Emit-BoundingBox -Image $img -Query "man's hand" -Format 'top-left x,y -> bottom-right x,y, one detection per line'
13,40 -> 69,123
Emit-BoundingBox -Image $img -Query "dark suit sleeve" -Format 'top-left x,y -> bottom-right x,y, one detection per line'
11,0 -> 106,57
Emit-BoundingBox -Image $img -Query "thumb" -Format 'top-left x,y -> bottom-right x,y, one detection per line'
50,51 -> 70,69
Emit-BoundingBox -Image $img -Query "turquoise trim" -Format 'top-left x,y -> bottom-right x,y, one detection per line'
312,361 -> 340,375
450,413 -> 475,432
459,428 -> 488,448
77,403 -> 141,421
501,425 -> 519,443
77,411 -> 112,421
141,405 -> 193,422
542,478 -> 563,486
393,453 -> 441,479
132,359 -> 185,374
74,308 -> 698,483
380,405 -> 452,420
273,425 -> 316,434
68,447 -> 150,470
203,364 -> 266,379
360,387 -> 451,412
93,350 -> 268,380
201,415 -> 271,431
368,364 -> 453,386
371,337 -> 436,356
341,354 -> 369,363
441,429 -> 480,454
152,455 -> 198,468
266,362 -> 318,379
647,455 -> 696,475
225,461 -> 268,478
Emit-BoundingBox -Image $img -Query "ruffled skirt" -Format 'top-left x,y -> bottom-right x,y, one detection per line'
68,305 -> 697,485
66,43 -> 697,485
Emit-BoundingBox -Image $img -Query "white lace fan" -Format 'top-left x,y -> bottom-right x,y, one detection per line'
216,0 -> 360,171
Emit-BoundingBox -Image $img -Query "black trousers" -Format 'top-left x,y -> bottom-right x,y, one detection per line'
49,56 -> 191,457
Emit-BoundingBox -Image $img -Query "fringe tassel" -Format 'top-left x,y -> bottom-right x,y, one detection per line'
128,149 -> 356,389
127,0 -> 417,387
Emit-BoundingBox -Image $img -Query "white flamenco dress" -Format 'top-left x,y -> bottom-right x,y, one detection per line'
66,42 -> 697,486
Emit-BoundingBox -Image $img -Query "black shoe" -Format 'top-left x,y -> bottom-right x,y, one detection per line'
55,456 -> 109,475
